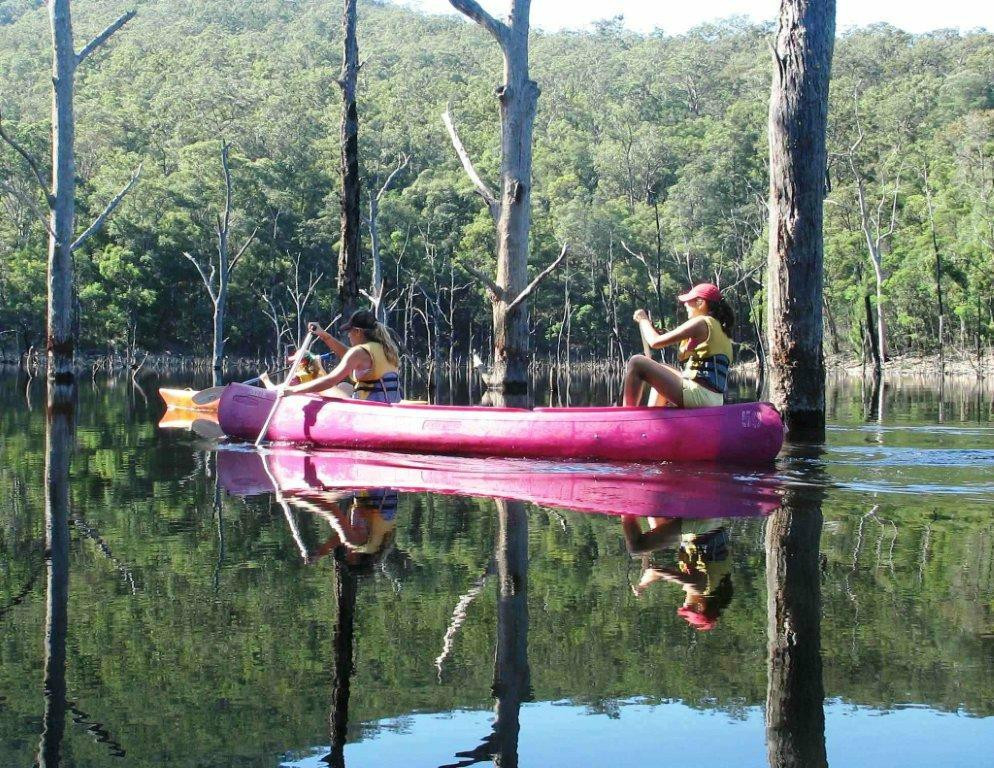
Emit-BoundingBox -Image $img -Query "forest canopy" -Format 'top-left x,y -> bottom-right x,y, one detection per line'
1,0 -> 992,365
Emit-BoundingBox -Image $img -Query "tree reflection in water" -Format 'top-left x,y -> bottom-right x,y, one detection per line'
38,381 -> 74,768
765,445 -> 828,768
443,500 -> 531,768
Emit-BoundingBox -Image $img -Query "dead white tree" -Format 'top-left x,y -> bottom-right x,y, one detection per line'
181,141 -> 258,385
0,3 -> 141,383
443,0 -> 566,398
363,154 -> 409,322
843,89 -> 901,372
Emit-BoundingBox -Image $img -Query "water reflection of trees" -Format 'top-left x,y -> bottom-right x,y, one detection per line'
38,382 -> 73,767
324,498 -> 530,768
765,469 -> 828,768
443,500 -> 530,768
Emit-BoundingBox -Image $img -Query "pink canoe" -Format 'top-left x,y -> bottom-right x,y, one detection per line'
217,447 -> 782,519
217,382 -> 784,464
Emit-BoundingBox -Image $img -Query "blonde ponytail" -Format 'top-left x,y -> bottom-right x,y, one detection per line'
369,322 -> 401,367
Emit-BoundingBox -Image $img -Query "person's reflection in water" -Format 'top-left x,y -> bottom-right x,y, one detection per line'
624,515 -> 733,631
291,487 -> 399,573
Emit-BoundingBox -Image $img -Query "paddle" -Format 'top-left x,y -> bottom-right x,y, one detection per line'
254,331 -> 315,447
191,353 -> 332,406
640,312 -> 661,407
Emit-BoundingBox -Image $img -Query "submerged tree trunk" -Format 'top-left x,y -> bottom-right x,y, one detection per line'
337,0 -> 362,320
766,0 -> 835,440
182,142 -> 256,387
765,482 -> 827,768
446,1 -> 565,398
923,162 -> 945,376
47,0 -> 77,383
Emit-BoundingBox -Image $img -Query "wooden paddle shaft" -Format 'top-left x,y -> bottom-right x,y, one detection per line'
254,331 -> 315,447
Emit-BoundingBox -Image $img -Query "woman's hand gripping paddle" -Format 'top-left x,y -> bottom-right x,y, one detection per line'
254,331 -> 315,447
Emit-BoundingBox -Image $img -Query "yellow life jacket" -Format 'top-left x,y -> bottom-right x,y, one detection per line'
350,341 -> 400,401
679,316 -> 733,392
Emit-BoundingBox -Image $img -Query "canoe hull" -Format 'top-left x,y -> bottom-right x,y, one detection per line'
218,447 -> 781,519
218,382 -> 783,464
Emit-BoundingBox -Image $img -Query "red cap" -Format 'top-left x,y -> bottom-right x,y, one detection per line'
677,605 -> 717,631
678,283 -> 722,304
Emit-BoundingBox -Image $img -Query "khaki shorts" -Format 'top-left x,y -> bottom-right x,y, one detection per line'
681,378 -> 724,408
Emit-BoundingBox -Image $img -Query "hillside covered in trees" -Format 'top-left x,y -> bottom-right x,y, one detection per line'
1,0 -> 992,367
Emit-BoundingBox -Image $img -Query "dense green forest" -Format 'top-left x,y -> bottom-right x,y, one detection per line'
1,0 -> 992,366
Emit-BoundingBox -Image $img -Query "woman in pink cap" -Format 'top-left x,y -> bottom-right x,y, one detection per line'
622,283 -> 735,408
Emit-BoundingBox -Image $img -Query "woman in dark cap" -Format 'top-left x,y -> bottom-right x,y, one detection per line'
287,309 -> 403,403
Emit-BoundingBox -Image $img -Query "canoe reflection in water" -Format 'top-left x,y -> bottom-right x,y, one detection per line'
625,518 -> 734,631
216,445 -> 782,521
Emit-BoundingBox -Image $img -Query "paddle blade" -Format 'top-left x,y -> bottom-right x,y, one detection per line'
191,418 -> 225,440
191,386 -> 225,405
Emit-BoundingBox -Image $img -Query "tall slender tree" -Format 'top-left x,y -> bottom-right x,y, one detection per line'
337,0 -> 362,320
444,0 -> 566,397
181,141 -> 258,386
0,3 -> 140,382
766,0 -> 836,439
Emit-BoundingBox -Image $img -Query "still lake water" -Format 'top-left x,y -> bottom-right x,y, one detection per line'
2,371 -> 993,767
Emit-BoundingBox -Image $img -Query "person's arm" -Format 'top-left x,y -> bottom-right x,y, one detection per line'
308,321 -> 348,359
289,346 -> 372,394
634,310 -> 708,351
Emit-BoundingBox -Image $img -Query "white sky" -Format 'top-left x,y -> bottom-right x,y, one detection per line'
397,0 -> 992,35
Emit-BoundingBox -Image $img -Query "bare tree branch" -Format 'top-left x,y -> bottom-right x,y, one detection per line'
442,106 -> 499,220
75,10 -> 137,67
376,154 -> 410,202
220,139 -> 233,237
70,163 -> 142,252
459,262 -> 503,302
0,179 -> 54,234
448,0 -> 509,46
507,242 -> 569,313
182,251 -> 218,305
229,226 -> 259,272
0,111 -> 51,200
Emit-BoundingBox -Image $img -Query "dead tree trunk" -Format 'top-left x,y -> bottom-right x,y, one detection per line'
766,0 -> 835,440
922,161 -> 945,376
336,0 -> 361,320
444,0 -> 566,397
364,155 -> 408,323
765,485 -> 827,768
182,141 -> 257,386
0,4 -> 139,383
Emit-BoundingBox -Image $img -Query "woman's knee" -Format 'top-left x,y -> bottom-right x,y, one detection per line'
625,354 -> 650,375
